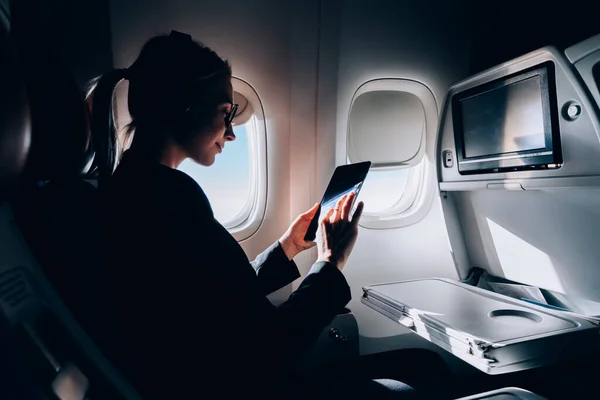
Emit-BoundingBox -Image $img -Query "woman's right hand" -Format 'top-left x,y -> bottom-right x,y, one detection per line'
316,192 -> 365,271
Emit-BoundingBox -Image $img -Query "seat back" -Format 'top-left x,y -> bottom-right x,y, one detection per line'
0,1 -> 139,398
0,6 -> 28,204
0,7 -> 48,399
9,0 -> 114,346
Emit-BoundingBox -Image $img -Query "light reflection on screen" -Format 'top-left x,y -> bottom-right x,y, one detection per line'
320,183 -> 363,220
461,75 -> 546,158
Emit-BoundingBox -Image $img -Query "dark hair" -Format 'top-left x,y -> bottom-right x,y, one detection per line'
86,31 -> 231,183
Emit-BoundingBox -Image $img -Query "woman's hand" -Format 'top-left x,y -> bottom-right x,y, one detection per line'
279,203 -> 320,260
316,192 -> 364,271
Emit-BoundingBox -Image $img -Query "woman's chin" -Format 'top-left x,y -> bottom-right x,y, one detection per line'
189,154 -> 215,167
203,155 -> 217,167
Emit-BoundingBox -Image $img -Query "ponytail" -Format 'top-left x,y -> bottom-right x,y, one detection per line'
87,68 -> 128,189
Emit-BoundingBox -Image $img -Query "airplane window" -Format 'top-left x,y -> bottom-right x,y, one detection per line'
346,79 -> 434,228
356,161 -> 424,216
178,118 -> 257,228
358,168 -> 409,213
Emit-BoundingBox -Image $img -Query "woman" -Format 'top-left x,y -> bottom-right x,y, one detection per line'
90,31 -> 415,399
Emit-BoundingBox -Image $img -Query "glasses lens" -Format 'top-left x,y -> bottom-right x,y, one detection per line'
226,104 -> 238,127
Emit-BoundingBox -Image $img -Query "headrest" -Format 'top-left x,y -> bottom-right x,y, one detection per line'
0,20 -> 30,200
12,38 -> 93,183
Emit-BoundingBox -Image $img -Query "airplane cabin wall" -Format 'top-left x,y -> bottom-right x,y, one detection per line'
316,0 -> 475,355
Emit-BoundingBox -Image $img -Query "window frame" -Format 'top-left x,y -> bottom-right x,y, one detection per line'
220,115 -> 260,229
224,77 -> 267,241
346,78 -> 438,229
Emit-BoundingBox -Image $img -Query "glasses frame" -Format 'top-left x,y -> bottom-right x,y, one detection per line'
225,103 -> 239,127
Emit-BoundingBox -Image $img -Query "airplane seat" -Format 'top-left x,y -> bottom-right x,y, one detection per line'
0,29 -> 28,203
0,4 -> 141,398
0,11 -> 49,400
0,12 -> 102,399
11,57 -> 111,339
7,33 -> 116,349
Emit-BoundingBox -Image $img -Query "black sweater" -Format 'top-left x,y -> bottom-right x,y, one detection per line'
101,149 -> 352,398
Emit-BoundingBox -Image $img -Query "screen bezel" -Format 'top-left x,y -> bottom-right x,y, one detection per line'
452,60 -> 562,175
304,161 -> 371,242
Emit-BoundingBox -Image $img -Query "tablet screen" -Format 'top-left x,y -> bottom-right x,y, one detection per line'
304,161 -> 371,241
320,182 -> 364,217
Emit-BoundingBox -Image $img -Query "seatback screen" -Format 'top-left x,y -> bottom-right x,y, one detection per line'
452,61 -> 561,174
461,75 -> 546,159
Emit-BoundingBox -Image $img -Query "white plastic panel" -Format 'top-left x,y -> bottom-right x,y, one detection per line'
438,47 -> 600,190
367,279 -> 576,342
361,278 -> 598,374
348,88 -> 425,167
565,34 -> 600,116
454,187 -> 600,301
565,32 -> 600,63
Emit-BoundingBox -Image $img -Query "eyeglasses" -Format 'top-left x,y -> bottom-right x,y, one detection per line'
225,103 -> 238,128
186,100 -> 238,127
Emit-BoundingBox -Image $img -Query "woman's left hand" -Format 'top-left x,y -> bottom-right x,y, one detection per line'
279,203 -> 320,260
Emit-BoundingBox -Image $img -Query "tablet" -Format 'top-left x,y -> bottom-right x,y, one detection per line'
304,161 -> 371,242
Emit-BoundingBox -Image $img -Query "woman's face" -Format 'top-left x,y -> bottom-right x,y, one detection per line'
186,75 -> 236,166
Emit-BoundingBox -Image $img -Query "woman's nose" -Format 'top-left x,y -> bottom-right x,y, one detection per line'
225,126 -> 236,141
